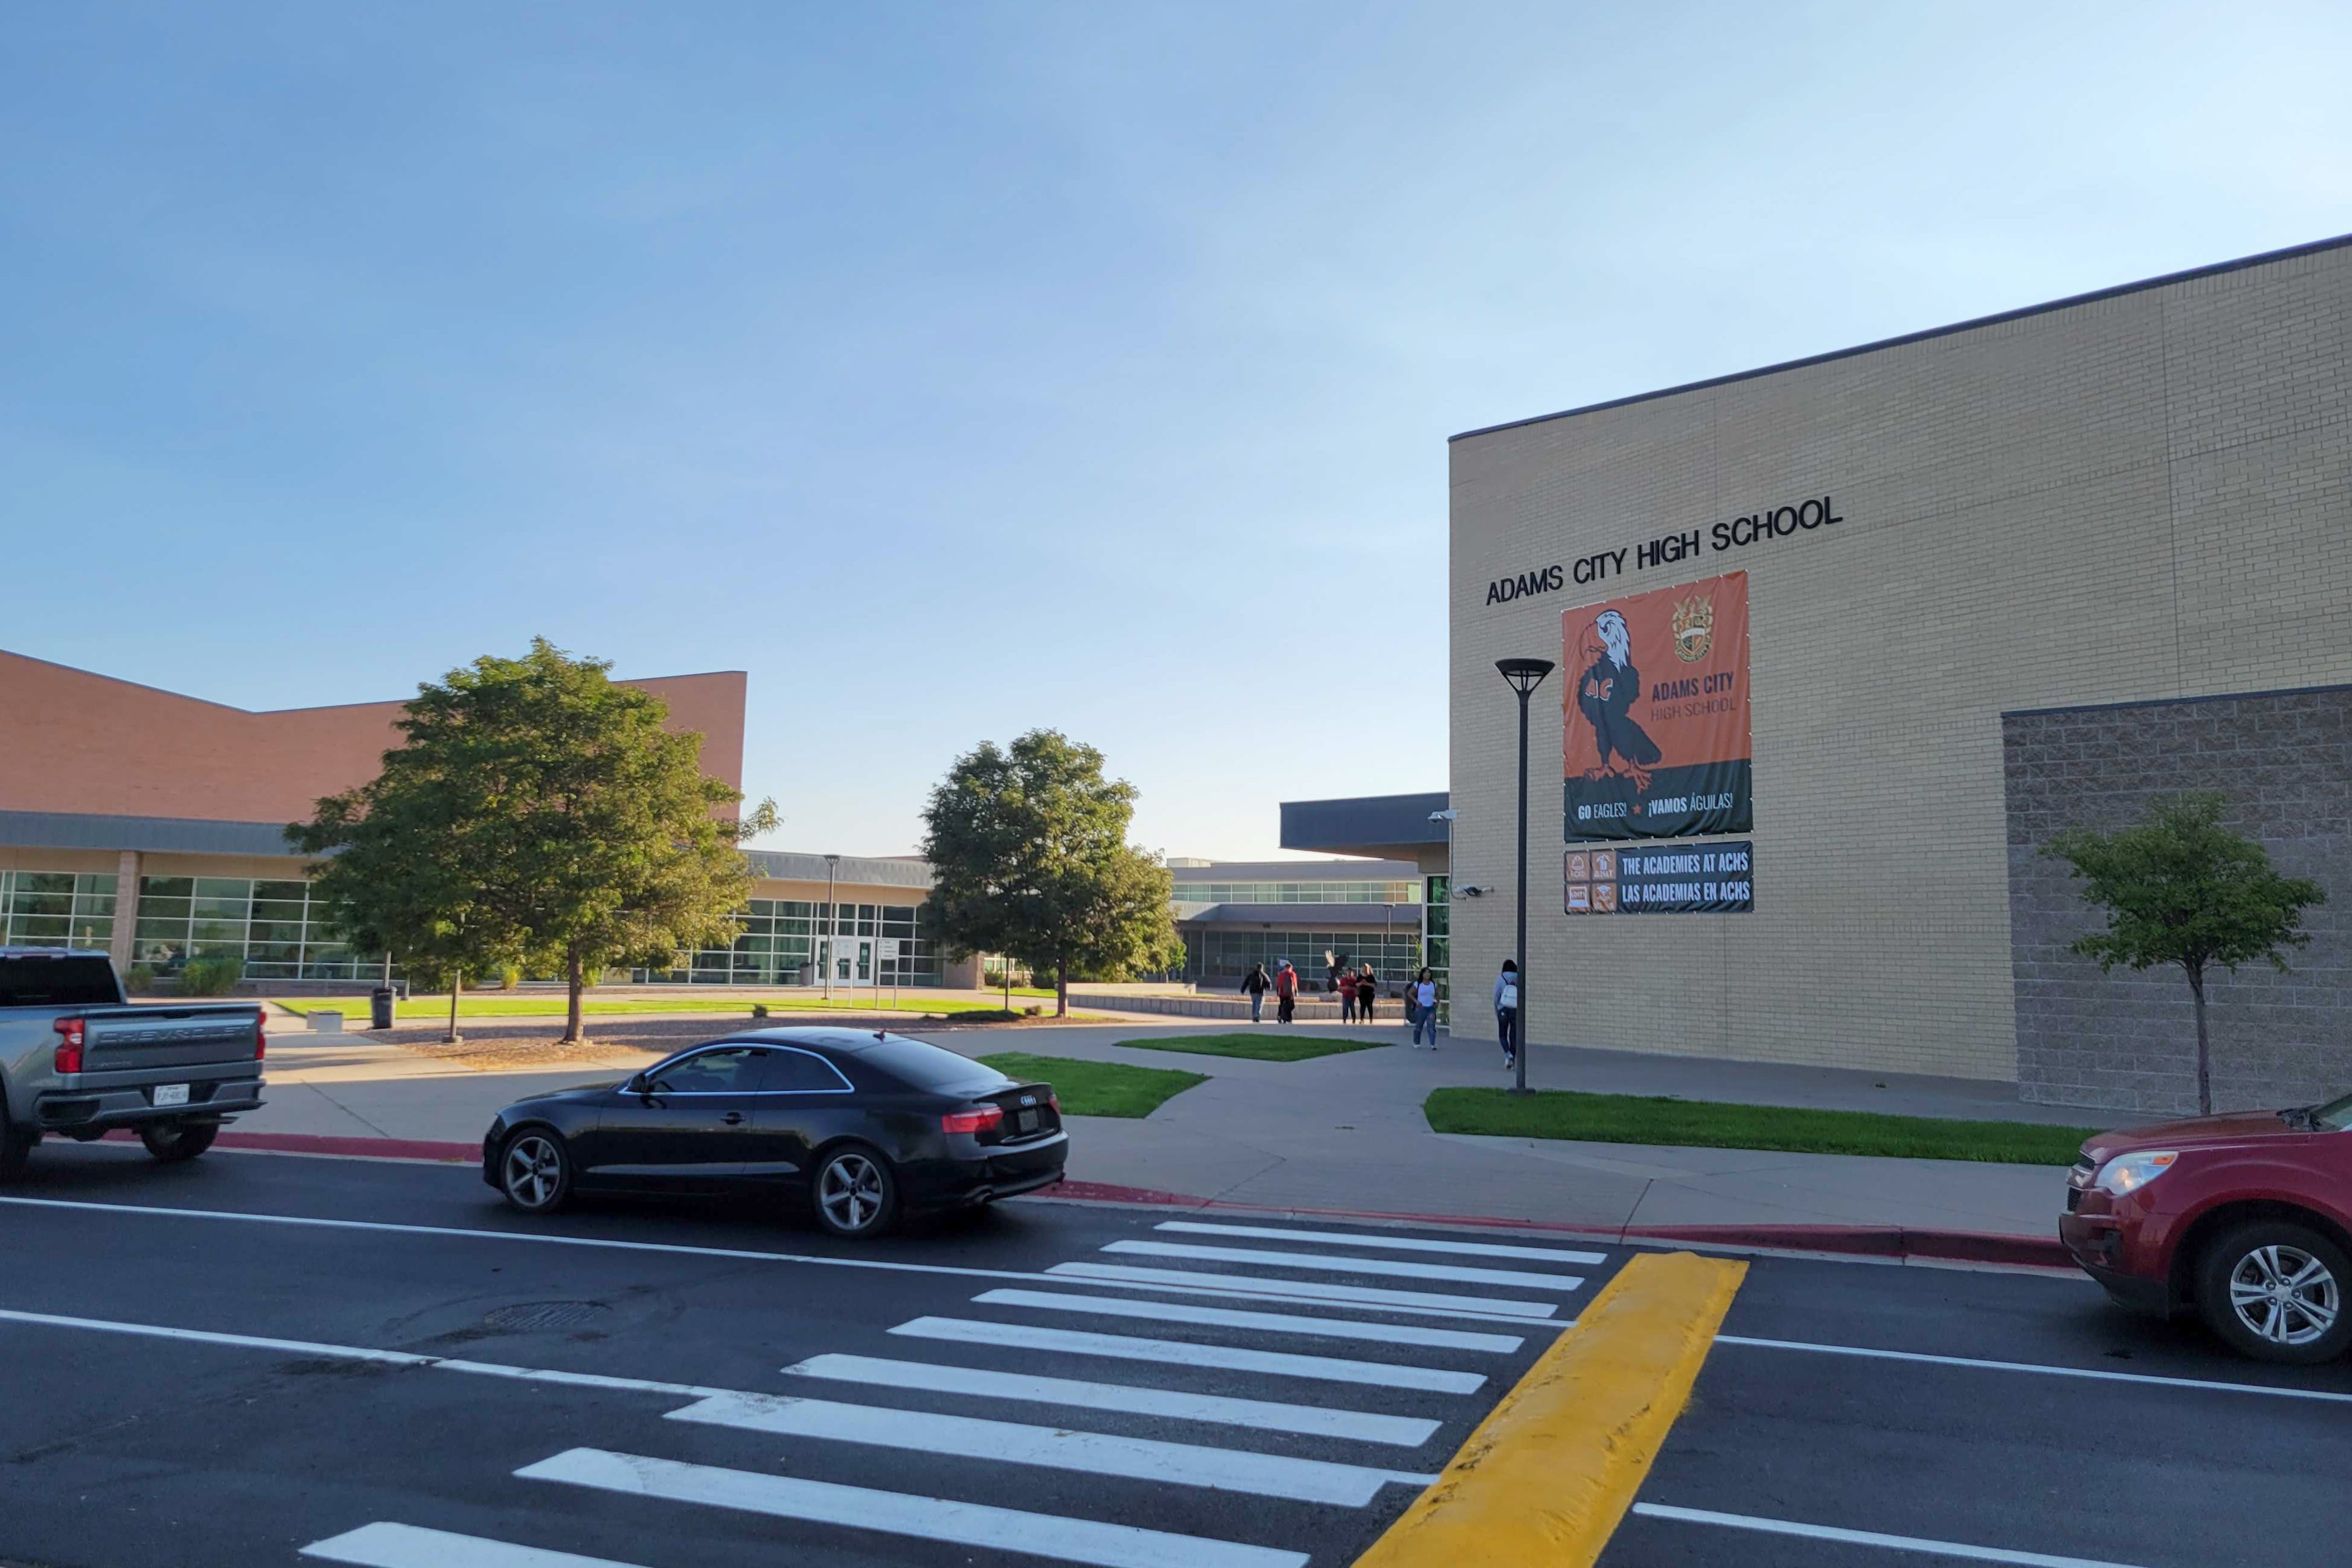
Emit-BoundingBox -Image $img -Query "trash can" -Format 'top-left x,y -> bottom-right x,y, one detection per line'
369,986 -> 396,1031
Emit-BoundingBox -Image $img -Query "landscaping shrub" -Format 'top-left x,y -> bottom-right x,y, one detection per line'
179,957 -> 244,996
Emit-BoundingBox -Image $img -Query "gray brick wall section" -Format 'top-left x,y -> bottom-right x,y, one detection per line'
2005,687 -> 2352,1114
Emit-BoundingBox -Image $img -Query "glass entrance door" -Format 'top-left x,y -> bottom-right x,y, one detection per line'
820,934 -> 874,987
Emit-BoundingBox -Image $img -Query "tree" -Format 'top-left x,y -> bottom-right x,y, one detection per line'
920,730 -> 1181,1016
295,639 -> 778,1043
2045,792 -> 2326,1115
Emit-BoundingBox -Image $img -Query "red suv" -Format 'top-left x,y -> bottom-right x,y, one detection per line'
2061,1089 -> 2352,1363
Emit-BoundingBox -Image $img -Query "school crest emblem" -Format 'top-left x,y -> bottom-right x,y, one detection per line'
1671,594 -> 1715,663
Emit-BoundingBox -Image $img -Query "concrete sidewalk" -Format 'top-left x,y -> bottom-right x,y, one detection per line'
236,1020 -> 2103,1256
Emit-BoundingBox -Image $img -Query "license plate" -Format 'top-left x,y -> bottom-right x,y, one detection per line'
1015,1109 -> 1039,1135
152,1084 -> 190,1108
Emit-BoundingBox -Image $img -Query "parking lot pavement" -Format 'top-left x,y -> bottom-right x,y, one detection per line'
3,1144 -> 2344,1568
0,1143 -> 1603,1568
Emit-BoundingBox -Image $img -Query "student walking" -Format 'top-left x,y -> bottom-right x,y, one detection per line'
1337,967 -> 1358,1023
1410,967 -> 1440,1048
1274,960 -> 1300,1024
1240,962 -> 1270,1023
1493,959 -> 1521,1069
1356,962 -> 1378,1023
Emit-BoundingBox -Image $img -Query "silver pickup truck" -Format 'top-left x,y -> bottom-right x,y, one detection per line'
0,947 -> 267,1179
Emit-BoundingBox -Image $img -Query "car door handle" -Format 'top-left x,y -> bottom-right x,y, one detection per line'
722,1111 -> 744,1125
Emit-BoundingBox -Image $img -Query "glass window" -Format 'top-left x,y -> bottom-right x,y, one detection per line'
650,1046 -> 768,1094
760,1049 -> 852,1093
855,1037 -> 1009,1094
141,876 -> 195,900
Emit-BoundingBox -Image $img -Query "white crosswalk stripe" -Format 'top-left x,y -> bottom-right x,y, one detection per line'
889,1315 -> 1489,1392
1154,1220 -> 1609,1265
1105,1239 -> 1587,1292
300,1522 -> 649,1568
668,1390 -> 1437,1503
518,1448 -> 1312,1568
783,1352 -> 1441,1446
1050,1260 -> 1562,1317
970,1287 -> 1530,1353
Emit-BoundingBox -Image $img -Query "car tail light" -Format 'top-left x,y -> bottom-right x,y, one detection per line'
1048,1091 -> 1061,1115
255,1012 -> 267,1060
942,1104 -> 1004,1135
52,1016 -> 86,1075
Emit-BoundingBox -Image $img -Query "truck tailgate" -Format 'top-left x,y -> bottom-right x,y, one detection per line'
83,1006 -> 264,1072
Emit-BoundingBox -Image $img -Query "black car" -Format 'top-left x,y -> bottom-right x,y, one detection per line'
479,1028 -> 1066,1238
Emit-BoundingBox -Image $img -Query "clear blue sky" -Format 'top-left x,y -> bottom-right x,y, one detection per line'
6,3 -> 2347,859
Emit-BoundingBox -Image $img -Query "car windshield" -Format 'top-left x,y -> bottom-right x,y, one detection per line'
2308,1091 -> 2352,1132
856,1037 -> 1012,1094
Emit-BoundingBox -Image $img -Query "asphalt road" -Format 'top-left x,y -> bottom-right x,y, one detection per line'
0,1144 -> 2344,1568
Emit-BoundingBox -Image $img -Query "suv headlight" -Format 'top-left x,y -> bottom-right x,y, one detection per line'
2094,1150 -> 2179,1196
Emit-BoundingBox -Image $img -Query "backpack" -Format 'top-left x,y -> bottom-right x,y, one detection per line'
1275,968 -> 1297,998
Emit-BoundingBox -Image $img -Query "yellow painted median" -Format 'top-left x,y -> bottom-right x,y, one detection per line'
1352,1250 -> 1745,1568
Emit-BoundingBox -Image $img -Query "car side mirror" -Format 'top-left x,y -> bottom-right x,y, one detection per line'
624,1073 -> 649,1096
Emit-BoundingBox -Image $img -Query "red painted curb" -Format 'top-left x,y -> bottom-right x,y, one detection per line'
148,1133 -> 2073,1267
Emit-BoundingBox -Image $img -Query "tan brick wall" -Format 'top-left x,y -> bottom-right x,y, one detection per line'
1448,242 -> 2352,1081
0,652 -> 747,824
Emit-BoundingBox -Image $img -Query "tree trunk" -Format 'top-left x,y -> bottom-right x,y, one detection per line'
444,970 -> 463,1045
566,951 -> 587,1044
1056,957 -> 1069,1019
2189,963 -> 2211,1116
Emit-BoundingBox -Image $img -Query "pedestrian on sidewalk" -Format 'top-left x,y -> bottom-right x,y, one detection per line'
1337,966 -> 1358,1023
1494,958 -> 1521,1070
1240,962 -> 1270,1023
1274,960 -> 1299,1024
1356,961 -> 1378,1023
1410,967 -> 1440,1048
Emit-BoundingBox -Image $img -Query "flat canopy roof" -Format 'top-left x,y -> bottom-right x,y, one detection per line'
1278,792 -> 1450,862
1176,901 -> 1422,928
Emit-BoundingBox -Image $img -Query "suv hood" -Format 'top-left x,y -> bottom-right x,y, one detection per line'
2084,1110 -> 2304,1162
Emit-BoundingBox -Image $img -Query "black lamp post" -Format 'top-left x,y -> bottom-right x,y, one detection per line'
1496,657 -> 1555,1094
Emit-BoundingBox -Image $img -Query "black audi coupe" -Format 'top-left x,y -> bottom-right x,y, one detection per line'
480,1028 -> 1066,1238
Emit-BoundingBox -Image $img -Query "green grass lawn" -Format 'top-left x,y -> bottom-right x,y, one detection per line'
979,1051 -> 1208,1118
1114,1031 -> 1390,1064
1424,1087 -> 2101,1166
273,994 -> 1070,1021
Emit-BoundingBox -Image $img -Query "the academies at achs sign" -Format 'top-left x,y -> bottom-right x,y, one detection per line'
1562,570 -> 1753,844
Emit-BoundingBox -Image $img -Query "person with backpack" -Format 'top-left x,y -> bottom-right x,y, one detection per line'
1273,960 -> 1300,1024
1493,958 -> 1521,1069
1337,965 -> 1358,1023
1356,961 -> 1378,1023
1409,967 -> 1440,1048
1239,962 -> 1270,1023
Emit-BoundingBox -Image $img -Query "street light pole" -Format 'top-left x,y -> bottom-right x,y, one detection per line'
821,853 -> 841,1003
1496,657 -> 1555,1095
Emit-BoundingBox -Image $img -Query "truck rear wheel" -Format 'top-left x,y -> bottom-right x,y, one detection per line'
0,1119 -> 28,1182
140,1121 -> 219,1163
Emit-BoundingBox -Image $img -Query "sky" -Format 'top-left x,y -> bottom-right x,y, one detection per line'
5,2 -> 2350,860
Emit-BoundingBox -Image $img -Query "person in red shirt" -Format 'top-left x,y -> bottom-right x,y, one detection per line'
1273,961 -> 1299,1025
1337,966 -> 1359,1023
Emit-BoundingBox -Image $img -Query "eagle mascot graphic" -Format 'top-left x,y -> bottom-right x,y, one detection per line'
1575,609 -> 1663,790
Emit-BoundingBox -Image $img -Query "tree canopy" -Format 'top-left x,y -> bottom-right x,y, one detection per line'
919,730 -> 1180,1014
2045,791 -> 2326,1114
293,639 -> 776,1041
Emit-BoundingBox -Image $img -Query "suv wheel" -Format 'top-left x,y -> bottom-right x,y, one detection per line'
140,1121 -> 219,1163
811,1144 -> 898,1239
499,1129 -> 573,1215
2195,1220 -> 2351,1364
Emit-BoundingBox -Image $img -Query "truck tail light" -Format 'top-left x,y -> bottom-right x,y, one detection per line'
942,1104 -> 1003,1135
52,1016 -> 86,1075
255,1012 -> 267,1060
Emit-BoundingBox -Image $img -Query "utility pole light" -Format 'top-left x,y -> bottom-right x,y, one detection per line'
1495,657 -> 1555,1095
822,853 -> 841,1002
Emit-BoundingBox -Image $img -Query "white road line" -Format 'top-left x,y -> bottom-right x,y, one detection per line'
889,1316 -> 1486,1393
302,1522 -> 648,1568
782,1352 -> 1440,1447
1632,1502 -> 2154,1567
1105,1240 -> 1586,1292
1719,1334 -> 2352,1406
1155,1220 -> 1609,1265
1051,1262 -> 1560,1318
521,1448 -> 1309,1568
670,1391 -> 1437,1504
973,1288 -> 1528,1353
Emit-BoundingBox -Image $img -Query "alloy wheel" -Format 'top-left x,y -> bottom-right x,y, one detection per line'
819,1153 -> 886,1234
503,1135 -> 564,1211
2226,1244 -> 2340,1348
